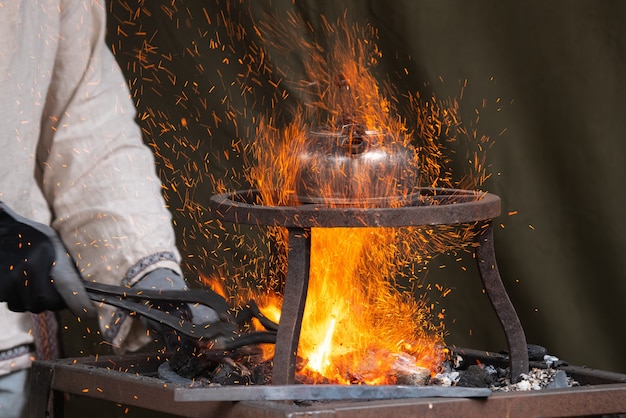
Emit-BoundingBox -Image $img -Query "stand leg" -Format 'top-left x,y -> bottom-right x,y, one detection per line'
272,227 -> 311,385
475,221 -> 529,382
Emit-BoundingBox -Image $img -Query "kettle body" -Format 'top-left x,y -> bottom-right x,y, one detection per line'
295,124 -> 419,205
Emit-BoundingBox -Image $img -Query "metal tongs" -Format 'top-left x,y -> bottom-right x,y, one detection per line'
82,282 -> 278,350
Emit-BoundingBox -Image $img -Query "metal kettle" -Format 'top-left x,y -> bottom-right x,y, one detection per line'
294,122 -> 419,205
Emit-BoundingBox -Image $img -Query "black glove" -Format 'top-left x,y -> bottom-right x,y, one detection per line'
0,202 -> 95,316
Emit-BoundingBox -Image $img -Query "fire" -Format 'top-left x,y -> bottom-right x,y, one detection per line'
239,16 -> 476,384
184,10 -> 492,385
297,227 -> 446,383
306,311 -> 336,374
106,3 -> 502,386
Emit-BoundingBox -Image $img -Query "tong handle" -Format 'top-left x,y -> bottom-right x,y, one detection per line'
82,282 -> 277,348
83,281 -> 231,316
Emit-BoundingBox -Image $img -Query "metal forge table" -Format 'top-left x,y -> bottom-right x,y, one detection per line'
29,349 -> 626,417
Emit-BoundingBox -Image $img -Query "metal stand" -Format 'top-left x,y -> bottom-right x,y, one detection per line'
272,227 -> 311,384
475,221 -> 528,381
210,188 -> 529,384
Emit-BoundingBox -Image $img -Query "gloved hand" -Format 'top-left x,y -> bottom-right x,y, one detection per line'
133,268 -> 221,350
0,202 -> 95,316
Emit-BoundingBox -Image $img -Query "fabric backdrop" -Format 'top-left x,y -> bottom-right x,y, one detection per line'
100,0 -> 626,374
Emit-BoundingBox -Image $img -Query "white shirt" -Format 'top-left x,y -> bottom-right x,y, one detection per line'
0,0 -> 181,374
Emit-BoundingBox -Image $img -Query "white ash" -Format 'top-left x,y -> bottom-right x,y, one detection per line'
491,367 -> 578,392
390,352 -> 431,386
430,354 -> 579,391
543,354 -> 560,368
430,371 -> 459,387
431,353 -> 463,387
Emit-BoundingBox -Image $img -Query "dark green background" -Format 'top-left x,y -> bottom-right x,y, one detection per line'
100,0 -> 626,371
64,0 -> 626,401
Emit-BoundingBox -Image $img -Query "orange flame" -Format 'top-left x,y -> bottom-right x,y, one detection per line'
207,13 -> 492,385
242,15 -> 457,384
298,227 -> 445,383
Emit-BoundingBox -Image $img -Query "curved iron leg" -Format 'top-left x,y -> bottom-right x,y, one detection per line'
475,221 -> 529,382
272,227 -> 311,384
